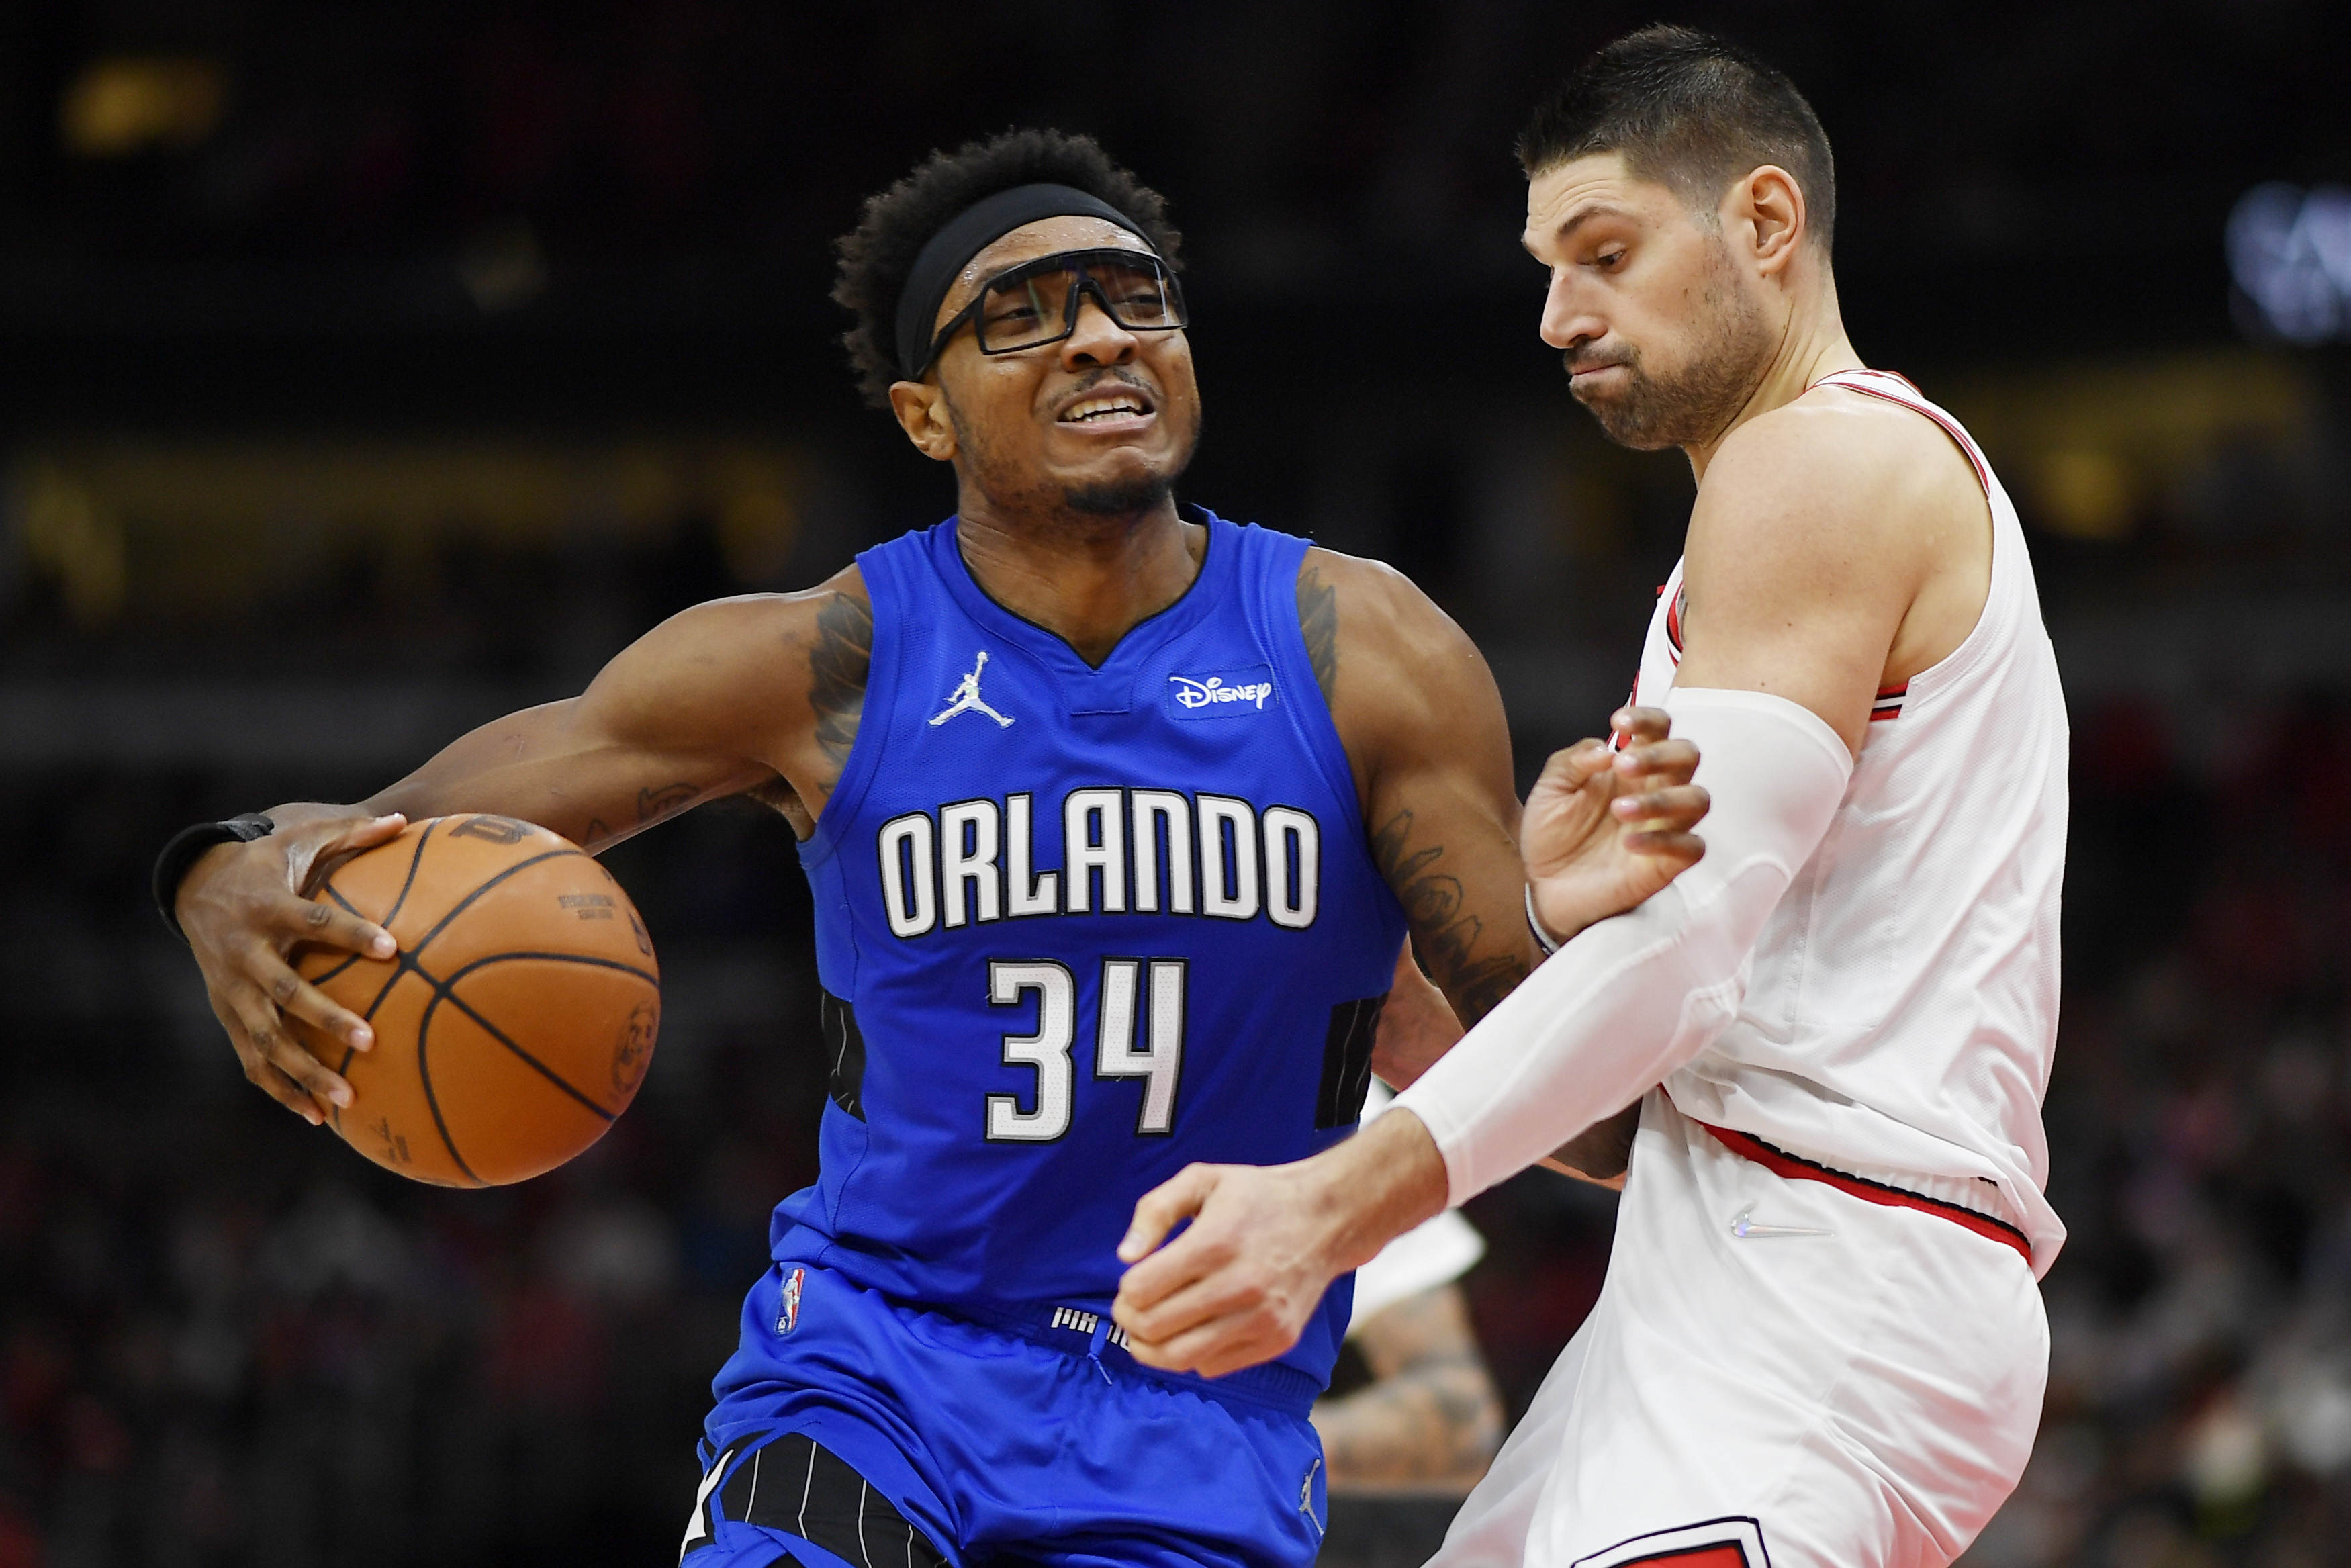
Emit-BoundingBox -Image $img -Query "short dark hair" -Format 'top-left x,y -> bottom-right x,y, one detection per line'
1517,25 -> 1835,250
831,128 -> 1185,410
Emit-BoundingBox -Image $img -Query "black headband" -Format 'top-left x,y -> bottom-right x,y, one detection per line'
893,183 -> 1148,381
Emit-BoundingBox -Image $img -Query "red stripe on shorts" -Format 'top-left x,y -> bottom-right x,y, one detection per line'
1620,1547 -> 1749,1567
1692,1117 -> 2033,1265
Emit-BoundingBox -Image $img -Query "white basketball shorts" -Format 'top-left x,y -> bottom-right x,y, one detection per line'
1431,1091 -> 2047,1568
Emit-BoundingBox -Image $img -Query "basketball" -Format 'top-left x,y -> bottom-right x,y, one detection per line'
288,814 -> 661,1187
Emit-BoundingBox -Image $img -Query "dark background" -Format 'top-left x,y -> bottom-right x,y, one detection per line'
3,3 -> 2350,1565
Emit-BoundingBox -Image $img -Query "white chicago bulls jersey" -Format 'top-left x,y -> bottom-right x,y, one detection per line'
1636,368 -> 2070,1274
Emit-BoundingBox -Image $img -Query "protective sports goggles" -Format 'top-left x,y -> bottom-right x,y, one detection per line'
920,248 -> 1186,374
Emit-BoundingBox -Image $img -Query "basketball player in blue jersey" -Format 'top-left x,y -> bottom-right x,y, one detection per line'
156,130 -> 1709,1568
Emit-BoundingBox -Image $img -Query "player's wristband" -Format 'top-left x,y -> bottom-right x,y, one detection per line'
1525,884 -> 1567,956
152,813 -> 276,942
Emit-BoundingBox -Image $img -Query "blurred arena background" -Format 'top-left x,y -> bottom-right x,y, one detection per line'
3,3 -> 2350,1565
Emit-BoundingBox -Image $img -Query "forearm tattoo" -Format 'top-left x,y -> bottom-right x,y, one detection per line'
1316,1289 -> 1504,1488
1371,807 -> 1527,1026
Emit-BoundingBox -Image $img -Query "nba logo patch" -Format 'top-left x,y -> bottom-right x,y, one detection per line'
776,1268 -> 806,1335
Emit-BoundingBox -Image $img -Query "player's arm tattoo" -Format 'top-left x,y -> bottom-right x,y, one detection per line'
637,782 -> 697,823
1370,806 -> 1528,1026
576,783 -> 696,850
1316,1287 -> 1503,1487
1295,563 -> 1339,706
808,591 -> 873,773
1317,1361 -> 1498,1485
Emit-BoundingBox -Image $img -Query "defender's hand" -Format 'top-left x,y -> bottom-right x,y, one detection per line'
1114,1111 -> 1448,1379
177,813 -> 405,1123
1113,1160 -> 1348,1378
1524,706 -> 1708,944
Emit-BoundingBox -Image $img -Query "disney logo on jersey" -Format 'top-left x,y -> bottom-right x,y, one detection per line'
1171,675 -> 1271,710
1164,663 -> 1277,721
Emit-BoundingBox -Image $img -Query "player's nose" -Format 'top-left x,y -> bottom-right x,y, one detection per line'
1538,273 -> 1603,351
1061,294 -> 1140,368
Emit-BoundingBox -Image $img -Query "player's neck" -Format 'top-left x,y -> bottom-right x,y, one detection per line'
954,499 -> 1205,667
1682,279 -> 1861,484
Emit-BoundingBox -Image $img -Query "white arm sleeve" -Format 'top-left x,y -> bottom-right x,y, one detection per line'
1391,686 -> 1854,1206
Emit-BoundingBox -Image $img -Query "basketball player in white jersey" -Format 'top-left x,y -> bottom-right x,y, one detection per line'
1111,26 -> 2067,1568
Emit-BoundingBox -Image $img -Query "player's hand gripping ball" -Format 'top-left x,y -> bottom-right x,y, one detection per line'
286,815 -> 660,1186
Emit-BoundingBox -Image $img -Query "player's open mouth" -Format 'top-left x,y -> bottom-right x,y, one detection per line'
1056,389 -> 1156,428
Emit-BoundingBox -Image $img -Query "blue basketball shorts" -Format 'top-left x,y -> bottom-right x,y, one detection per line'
680,1260 -> 1329,1568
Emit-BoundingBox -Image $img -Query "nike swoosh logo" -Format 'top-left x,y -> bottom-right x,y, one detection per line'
1728,1205 -> 1834,1239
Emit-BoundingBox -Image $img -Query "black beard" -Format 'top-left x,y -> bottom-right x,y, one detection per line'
1062,472 -> 1174,516
1056,400 -> 1201,518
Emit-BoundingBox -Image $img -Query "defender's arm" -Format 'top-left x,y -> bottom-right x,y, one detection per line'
1303,550 -> 1702,1179
171,569 -> 871,1124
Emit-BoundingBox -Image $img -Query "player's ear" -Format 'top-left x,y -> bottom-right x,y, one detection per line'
1737,165 -> 1805,277
888,379 -> 959,462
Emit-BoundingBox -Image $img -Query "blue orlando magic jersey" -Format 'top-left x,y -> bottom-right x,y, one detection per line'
774,506 -> 1407,1396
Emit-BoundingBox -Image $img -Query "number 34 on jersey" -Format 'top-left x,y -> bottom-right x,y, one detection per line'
984,957 -> 1184,1144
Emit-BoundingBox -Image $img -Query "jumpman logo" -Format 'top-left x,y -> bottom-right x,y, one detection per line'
929,651 -> 1015,729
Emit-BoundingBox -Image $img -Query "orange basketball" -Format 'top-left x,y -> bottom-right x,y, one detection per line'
289,815 -> 661,1187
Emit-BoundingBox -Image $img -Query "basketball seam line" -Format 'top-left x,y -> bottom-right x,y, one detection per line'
354,820 -> 449,1020
431,978 -> 623,1122
382,817 -> 438,930
436,951 -> 659,1116
404,959 -> 619,1185
410,975 -> 485,1186
422,952 -> 650,1119
311,885 -> 367,986
443,949 -> 659,988
402,846 -> 586,966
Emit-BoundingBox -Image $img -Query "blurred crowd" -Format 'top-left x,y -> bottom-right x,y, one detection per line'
1968,694 -> 2351,1567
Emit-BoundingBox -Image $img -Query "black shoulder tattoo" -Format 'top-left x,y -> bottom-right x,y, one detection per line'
809,591 -> 873,770
1296,562 -> 1338,707
1370,806 -> 1528,1027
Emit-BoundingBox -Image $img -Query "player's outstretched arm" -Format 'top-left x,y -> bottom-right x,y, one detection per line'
169,568 -> 872,1125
